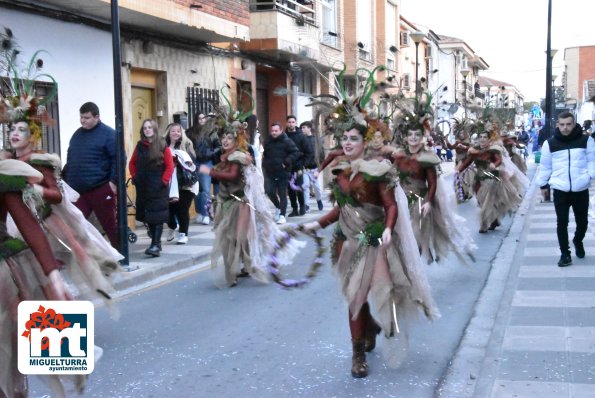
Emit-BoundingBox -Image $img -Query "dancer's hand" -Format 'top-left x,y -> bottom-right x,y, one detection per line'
300,221 -> 321,232
47,270 -> 74,301
421,202 -> 432,217
199,165 -> 211,175
382,228 -> 392,246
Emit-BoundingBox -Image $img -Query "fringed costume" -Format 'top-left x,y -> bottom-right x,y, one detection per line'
392,148 -> 475,264
318,158 -> 439,372
458,143 -> 523,232
8,152 -> 121,313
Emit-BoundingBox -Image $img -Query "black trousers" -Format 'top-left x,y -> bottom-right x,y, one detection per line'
265,175 -> 288,216
553,189 -> 590,255
288,172 -> 305,211
168,190 -> 195,234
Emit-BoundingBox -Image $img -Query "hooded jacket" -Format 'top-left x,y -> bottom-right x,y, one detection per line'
536,124 -> 595,192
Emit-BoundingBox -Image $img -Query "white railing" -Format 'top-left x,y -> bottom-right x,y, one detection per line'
249,0 -> 317,25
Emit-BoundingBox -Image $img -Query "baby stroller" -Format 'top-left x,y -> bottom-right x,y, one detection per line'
125,178 -> 150,243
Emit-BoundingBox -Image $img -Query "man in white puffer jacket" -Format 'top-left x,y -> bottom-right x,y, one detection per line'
536,111 -> 595,267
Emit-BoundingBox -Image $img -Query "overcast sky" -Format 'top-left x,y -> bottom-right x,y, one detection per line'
400,0 -> 594,102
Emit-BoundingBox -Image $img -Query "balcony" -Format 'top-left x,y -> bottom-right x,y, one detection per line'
33,0 -> 250,43
243,0 -> 320,62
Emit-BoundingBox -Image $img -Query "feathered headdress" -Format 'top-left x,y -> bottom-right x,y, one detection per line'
393,90 -> 435,137
0,27 -> 56,145
307,64 -> 388,147
212,85 -> 254,137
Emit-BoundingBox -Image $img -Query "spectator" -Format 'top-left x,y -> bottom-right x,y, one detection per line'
536,111 -> 595,267
518,127 -> 530,158
129,119 -> 175,257
63,102 -> 119,248
245,114 -> 263,171
165,123 -> 198,245
284,115 -> 312,216
300,121 -> 325,211
187,113 -> 219,225
262,122 -> 301,224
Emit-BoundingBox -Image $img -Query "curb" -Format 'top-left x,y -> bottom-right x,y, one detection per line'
437,161 -> 539,397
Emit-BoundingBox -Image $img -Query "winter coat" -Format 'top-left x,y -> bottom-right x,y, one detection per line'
536,125 -> 595,192
63,121 -> 118,193
129,141 -> 175,224
262,133 -> 301,178
303,135 -> 324,169
285,128 -> 312,171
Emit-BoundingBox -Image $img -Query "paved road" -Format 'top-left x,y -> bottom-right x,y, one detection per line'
29,170 -> 517,398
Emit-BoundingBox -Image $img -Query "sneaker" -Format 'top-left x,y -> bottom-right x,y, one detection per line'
573,240 -> 585,259
177,233 -> 188,245
194,215 -> 202,224
276,215 -> 286,224
166,228 -> 177,242
201,216 -> 210,225
557,252 -> 572,267
299,208 -> 306,216
288,209 -> 299,217
317,200 -> 323,211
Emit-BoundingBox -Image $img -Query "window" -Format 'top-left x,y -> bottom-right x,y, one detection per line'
357,0 -> 372,59
298,70 -> 315,94
402,73 -> 411,89
386,1 -> 396,58
321,0 -> 337,47
386,57 -> 395,71
400,32 -> 410,47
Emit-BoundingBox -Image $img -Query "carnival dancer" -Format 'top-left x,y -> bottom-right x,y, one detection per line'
457,124 -> 523,233
447,119 -> 475,202
302,121 -> 438,378
387,112 -> 475,264
501,131 -> 528,174
200,92 -> 302,287
5,120 -> 122,311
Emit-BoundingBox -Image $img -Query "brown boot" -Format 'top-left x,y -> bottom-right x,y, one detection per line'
351,340 -> 368,378
364,319 -> 382,352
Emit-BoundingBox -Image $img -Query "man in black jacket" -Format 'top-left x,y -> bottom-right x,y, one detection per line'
284,115 -> 313,216
262,123 -> 301,224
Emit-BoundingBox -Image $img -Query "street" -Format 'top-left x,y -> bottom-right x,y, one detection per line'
29,170 -> 517,398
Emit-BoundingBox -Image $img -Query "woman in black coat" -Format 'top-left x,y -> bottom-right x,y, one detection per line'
129,119 -> 175,256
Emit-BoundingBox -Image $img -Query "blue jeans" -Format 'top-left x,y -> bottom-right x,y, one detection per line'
195,160 -> 212,217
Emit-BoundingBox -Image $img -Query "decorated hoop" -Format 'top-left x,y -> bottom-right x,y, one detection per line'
268,224 -> 325,288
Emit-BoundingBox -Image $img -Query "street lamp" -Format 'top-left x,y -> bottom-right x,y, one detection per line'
410,31 -> 425,100
460,68 -> 470,117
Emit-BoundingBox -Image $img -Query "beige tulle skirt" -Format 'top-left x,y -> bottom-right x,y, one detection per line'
0,247 -> 85,398
475,172 -> 523,230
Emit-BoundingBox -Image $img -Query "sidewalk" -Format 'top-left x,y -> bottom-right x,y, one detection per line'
110,195 -> 332,295
441,161 -> 595,397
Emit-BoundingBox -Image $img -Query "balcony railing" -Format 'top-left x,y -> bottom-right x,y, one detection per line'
249,0 -> 317,25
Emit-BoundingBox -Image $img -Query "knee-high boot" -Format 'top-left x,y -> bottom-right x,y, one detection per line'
349,310 -> 368,378
360,303 -> 382,352
145,224 -> 161,257
153,224 -> 163,251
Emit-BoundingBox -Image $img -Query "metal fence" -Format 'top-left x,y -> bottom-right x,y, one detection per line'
186,87 -> 220,129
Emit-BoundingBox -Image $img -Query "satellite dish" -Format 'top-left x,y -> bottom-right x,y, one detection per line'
448,104 -> 459,114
